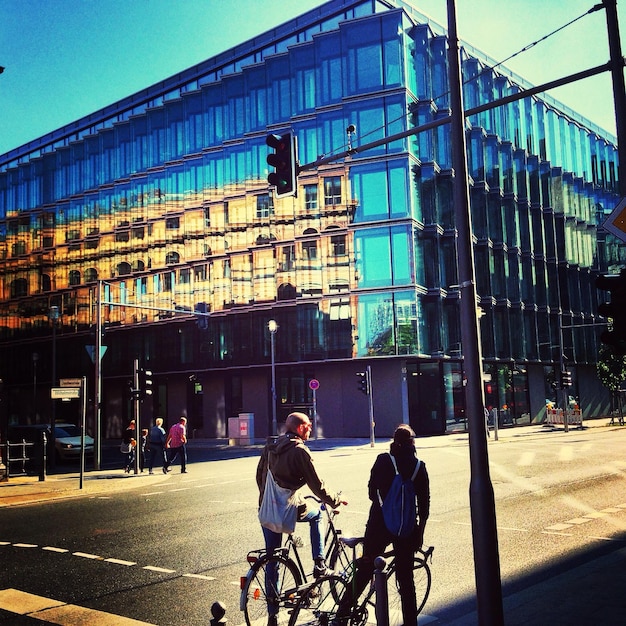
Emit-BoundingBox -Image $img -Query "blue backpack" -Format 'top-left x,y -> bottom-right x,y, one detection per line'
379,453 -> 421,538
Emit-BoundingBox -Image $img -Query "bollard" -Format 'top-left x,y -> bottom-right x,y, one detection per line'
374,556 -> 388,626
210,601 -> 227,626
39,431 -> 47,482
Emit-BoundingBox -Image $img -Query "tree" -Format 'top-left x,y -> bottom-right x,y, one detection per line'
596,345 -> 626,422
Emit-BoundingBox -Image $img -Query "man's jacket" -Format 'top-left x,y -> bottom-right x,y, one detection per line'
256,431 -> 342,517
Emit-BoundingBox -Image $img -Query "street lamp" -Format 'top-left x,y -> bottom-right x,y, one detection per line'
268,320 -> 278,436
49,305 -> 60,471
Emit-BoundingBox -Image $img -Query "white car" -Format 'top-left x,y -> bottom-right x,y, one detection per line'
52,423 -> 94,461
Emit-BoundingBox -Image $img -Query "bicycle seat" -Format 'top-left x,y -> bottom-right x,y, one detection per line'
340,536 -> 364,549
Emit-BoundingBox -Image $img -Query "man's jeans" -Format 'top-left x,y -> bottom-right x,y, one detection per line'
261,507 -> 324,616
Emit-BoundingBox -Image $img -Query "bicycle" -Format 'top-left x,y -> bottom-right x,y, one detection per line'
240,496 -> 351,626
287,538 -> 434,626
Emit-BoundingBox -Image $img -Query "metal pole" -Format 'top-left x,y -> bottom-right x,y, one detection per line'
50,306 -> 58,472
133,359 -> 140,474
80,376 -> 87,489
373,556 -> 388,626
367,365 -> 375,447
269,321 -> 278,436
94,280 -> 102,470
604,0 -> 626,197
446,1 -> 503,623
312,388 -> 317,440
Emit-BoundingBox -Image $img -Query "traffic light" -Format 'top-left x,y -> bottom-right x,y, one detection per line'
560,371 -> 573,388
356,371 -> 369,395
138,368 -> 153,399
596,269 -> 626,354
266,132 -> 297,198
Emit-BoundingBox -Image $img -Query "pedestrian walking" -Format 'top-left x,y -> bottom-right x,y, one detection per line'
148,418 -> 167,474
121,420 -> 136,473
139,428 -> 148,472
163,416 -> 188,474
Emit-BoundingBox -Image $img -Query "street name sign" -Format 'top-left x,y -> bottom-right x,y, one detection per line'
51,387 -> 80,399
60,378 -> 82,388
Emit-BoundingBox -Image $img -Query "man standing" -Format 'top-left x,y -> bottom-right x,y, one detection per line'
256,412 -> 346,580
164,416 -> 188,474
148,417 -> 167,474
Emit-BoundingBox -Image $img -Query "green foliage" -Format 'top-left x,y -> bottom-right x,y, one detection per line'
597,345 -> 626,392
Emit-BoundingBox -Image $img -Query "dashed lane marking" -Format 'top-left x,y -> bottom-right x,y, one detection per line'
544,523 -> 573,531
142,565 -> 176,573
183,573 -> 216,580
43,546 -> 69,553
105,558 -> 137,566
565,518 -> 593,525
73,551 -> 103,560
0,588 -> 156,624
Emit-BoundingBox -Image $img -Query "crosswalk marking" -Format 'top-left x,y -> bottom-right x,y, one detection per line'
0,588 -> 156,625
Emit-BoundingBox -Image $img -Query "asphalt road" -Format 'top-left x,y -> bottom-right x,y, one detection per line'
1,426 -> 626,625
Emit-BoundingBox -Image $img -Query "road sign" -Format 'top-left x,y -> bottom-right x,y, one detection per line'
309,379 -> 320,390
85,345 -> 108,363
603,197 -> 626,243
60,378 -> 82,388
51,387 -> 80,399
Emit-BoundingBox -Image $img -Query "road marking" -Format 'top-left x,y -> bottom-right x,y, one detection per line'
583,511 -> 606,519
143,565 -> 176,573
544,523 -> 572,531
73,551 -> 103,560
589,536 -> 618,541
565,518 -> 592,525
183,573 -> 216,580
105,558 -> 137,566
13,543 -> 37,548
43,546 -> 69,553
601,507 -> 622,513
0,588 -> 156,624
542,531 -> 573,536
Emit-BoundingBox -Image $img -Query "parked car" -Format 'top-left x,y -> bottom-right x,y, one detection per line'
7,423 -> 94,462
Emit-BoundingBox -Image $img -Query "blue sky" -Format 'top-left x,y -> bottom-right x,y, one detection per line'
0,0 -> 623,156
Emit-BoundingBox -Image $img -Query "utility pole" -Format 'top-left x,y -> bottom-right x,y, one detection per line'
603,0 -> 626,198
447,1 -> 504,624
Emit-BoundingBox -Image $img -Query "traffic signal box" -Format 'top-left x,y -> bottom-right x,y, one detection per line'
138,368 -> 153,399
266,132 -> 297,198
596,269 -> 626,355
560,371 -> 573,388
356,371 -> 369,395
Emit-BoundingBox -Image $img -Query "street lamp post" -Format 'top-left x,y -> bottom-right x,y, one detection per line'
32,352 -> 39,421
49,305 -> 59,471
268,320 -> 278,436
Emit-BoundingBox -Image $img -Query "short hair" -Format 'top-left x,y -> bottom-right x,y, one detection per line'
179,416 -> 187,423
155,418 -> 163,426
286,412 -> 310,430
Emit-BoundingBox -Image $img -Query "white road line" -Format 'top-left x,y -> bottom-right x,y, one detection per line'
105,558 -> 137,566
583,511 -> 607,519
183,573 -> 216,580
497,527 -> 529,532
13,543 -> 37,548
73,552 -> 103,560
0,541 -> 11,546
542,531 -> 573,536
601,507 -> 622,513
589,536 -> 618,541
565,518 -> 592,525
42,546 -> 69,553
544,523 -> 572,531
143,565 -> 176,573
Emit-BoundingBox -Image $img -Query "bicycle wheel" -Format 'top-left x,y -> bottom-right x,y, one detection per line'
384,557 -> 431,625
288,575 -> 349,626
242,555 -> 302,626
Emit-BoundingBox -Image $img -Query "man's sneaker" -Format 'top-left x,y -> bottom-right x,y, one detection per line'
313,561 -> 335,579
267,616 -> 278,626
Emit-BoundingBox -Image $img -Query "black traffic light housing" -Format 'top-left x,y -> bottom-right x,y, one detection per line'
560,370 -> 573,388
138,368 -> 153,399
266,132 -> 297,198
356,371 -> 369,395
596,269 -> 626,355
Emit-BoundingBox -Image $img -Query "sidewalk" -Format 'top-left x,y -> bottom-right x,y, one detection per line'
1,417 -> 625,625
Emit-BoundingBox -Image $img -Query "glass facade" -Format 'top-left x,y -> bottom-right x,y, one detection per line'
0,0 -> 623,439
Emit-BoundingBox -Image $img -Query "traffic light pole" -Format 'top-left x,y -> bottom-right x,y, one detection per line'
447,1 -> 503,624
133,358 -> 140,475
367,365 -> 375,448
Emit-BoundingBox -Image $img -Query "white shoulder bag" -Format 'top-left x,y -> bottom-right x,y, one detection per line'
258,467 -> 298,534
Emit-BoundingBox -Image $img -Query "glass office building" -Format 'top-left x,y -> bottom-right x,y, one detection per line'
0,0 -> 623,440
